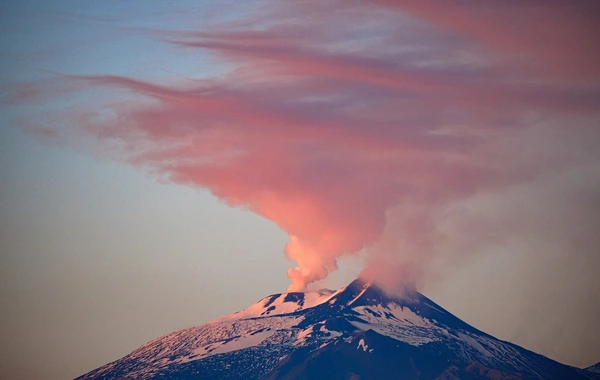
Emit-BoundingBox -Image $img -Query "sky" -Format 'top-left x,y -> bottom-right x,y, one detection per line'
1,1 -> 599,379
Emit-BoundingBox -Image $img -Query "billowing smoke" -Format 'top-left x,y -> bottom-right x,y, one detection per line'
12,0 -> 600,297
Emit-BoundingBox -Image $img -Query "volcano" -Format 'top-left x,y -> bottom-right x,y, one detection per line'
77,278 -> 599,379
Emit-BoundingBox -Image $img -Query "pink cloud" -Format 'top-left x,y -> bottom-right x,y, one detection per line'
373,0 -> 600,81
13,0 -> 600,292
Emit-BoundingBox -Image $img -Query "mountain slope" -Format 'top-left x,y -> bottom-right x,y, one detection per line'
586,362 -> 600,375
77,279 -> 596,380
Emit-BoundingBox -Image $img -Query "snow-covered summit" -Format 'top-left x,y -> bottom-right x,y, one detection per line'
77,278 -> 594,380
216,289 -> 335,321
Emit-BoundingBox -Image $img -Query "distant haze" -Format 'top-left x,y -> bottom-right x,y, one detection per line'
1,1 -> 599,379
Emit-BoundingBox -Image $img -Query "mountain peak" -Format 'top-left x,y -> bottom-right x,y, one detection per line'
323,277 -> 423,311
326,278 -> 386,307
77,277 -> 594,380
216,288 -> 336,321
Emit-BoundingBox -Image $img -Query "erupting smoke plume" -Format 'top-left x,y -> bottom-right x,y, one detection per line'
10,0 -> 600,294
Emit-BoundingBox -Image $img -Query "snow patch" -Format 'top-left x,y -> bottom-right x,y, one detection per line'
347,281 -> 373,306
179,329 -> 276,363
217,290 -> 333,321
295,326 -> 316,346
357,339 -> 368,352
321,327 -> 342,338
349,304 -> 446,346
457,332 -> 493,358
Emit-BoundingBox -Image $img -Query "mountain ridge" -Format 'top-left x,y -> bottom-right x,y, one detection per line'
77,278 -> 599,380
586,362 -> 600,374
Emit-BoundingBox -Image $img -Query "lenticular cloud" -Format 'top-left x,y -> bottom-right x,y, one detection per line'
15,0 -> 600,291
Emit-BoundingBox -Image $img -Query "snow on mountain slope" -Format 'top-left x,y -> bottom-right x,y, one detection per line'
77,279 -> 595,380
216,289 -> 335,321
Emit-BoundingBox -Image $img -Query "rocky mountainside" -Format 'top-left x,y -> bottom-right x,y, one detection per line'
586,362 -> 600,374
77,278 -> 599,380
